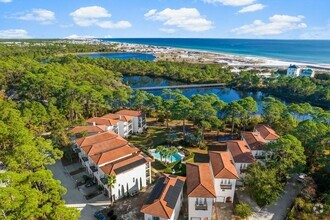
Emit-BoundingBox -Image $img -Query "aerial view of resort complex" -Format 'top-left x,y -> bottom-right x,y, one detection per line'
0,0 -> 330,220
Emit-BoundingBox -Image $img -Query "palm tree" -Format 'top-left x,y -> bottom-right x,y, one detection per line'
168,146 -> 179,163
107,174 -> 116,206
156,146 -> 166,162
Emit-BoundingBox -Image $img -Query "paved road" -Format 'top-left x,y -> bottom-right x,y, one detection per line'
48,161 -> 108,220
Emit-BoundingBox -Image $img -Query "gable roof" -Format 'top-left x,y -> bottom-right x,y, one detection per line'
116,109 -> 144,117
81,137 -> 128,156
90,145 -> 139,165
227,140 -> 256,163
141,174 -> 185,219
241,132 -> 266,151
69,125 -> 106,134
254,124 -> 280,141
102,113 -> 133,122
86,117 -> 119,126
186,163 -> 216,198
100,152 -> 152,175
209,151 -> 239,179
75,131 -> 118,147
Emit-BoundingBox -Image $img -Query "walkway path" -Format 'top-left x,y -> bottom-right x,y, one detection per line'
135,83 -> 227,91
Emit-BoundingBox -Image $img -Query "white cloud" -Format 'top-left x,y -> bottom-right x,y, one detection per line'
60,24 -> 74,28
300,24 -> 330,40
0,0 -> 12,3
65,34 -> 95,39
203,0 -> 255,6
145,8 -> 214,32
232,14 -> 307,35
104,35 -> 112,38
238,3 -> 265,13
10,9 -> 55,24
70,6 -> 131,29
160,28 -> 177,34
0,29 -> 29,38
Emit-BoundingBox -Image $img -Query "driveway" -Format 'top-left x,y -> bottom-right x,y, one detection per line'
48,160 -> 109,220
237,175 -> 302,220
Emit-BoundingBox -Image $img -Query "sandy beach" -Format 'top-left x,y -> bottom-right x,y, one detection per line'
111,41 -> 330,71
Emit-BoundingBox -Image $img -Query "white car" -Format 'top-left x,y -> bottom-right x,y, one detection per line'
297,173 -> 307,183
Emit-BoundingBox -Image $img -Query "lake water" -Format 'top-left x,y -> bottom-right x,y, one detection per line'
79,52 -> 155,61
124,76 -> 268,114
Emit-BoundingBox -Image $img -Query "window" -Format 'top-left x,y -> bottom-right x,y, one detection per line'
133,178 -> 135,182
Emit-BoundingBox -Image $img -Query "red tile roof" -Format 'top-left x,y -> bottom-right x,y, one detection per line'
186,163 -> 216,198
90,145 -> 139,165
81,137 -> 128,156
75,131 -> 118,147
227,140 -> 256,163
102,113 -> 133,122
209,151 -> 239,179
86,117 -> 119,126
241,132 -> 266,151
141,174 -> 186,219
116,109 -> 144,117
254,124 -> 280,141
100,152 -> 152,175
69,125 -> 106,134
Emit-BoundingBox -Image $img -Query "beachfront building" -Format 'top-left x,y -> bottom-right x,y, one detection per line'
227,140 -> 256,178
186,163 -> 216,220
300,68 -> 315,78
141,174 -> 186,220
116,110 -> 146,134
73,131 -> 152,201
209,151 -> 239,203
287,64 -> 301,77
254,124 -> 280,143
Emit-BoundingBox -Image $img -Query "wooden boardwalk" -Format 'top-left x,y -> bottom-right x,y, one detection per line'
135,83 -> 227,91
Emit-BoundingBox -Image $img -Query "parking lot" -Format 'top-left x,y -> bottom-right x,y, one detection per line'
48,160 -> 109,220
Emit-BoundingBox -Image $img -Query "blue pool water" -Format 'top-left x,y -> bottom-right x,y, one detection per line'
151,151 -> 182,163
103,38 -> 330,64
79,52 -> 155,61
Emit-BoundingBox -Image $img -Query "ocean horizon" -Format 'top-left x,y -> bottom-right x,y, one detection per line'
102,38 -> 330,65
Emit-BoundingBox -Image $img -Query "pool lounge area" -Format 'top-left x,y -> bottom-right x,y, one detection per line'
148,148 -> 185,163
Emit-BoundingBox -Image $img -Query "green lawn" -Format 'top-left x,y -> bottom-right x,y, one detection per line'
128,126 -> 168,148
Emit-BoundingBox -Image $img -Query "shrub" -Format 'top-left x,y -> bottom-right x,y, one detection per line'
235,203 -> 253,219
110,215 -> 117,220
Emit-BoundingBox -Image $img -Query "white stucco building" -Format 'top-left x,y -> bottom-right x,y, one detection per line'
287,64 -> 301,77
73,131 -> 152,202
141,174 -> 186,220
186,163 -> 216,220
116,109 -> 147,134
227,140 -> 256,178
209,151 -> 239,203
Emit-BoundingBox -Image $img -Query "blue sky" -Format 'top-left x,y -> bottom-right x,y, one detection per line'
0,0 -> 330,39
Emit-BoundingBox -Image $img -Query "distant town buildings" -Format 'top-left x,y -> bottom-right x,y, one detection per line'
287,64 -> 315,78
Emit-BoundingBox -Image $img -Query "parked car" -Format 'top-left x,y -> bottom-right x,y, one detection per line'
297,173 -> 307,183
129,189 -> 138,197
94,211 -> 106,220
85,179 -> 96,188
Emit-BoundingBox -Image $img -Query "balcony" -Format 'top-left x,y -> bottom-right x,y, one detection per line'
240,168 -> 247,173
195,203 -> 208,211
220,184 -> 232,190
101,177 -> 107,185
82,156 -> 88,162
255,155 -> 266,160
89,165 -> 98,172
74,148 -> 81,153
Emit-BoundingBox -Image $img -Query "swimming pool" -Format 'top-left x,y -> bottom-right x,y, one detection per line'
149,149 -> 184,163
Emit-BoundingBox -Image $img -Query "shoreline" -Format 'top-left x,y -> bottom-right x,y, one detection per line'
107,40 -> 330,71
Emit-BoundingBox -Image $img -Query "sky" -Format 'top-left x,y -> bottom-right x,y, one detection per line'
0,0 -> 330,39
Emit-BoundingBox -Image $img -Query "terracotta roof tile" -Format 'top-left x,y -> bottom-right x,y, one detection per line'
227,140 -> 256,163
102,113 -> 133,122
209,151 -> 239,179
116,109 -> 144,117
86,117 -> 119,126
241,132 -> 266,150
255,124 -> 280,141
81,137 -> 128,156
186,163 -> 216,198
69,125 -> 106,134
100,152 -> 152,175
141,174 -> 185,219
75,131 -> 118,147
90,145 -> 139,165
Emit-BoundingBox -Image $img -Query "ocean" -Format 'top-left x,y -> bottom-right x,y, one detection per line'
102,38 -> 330,65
